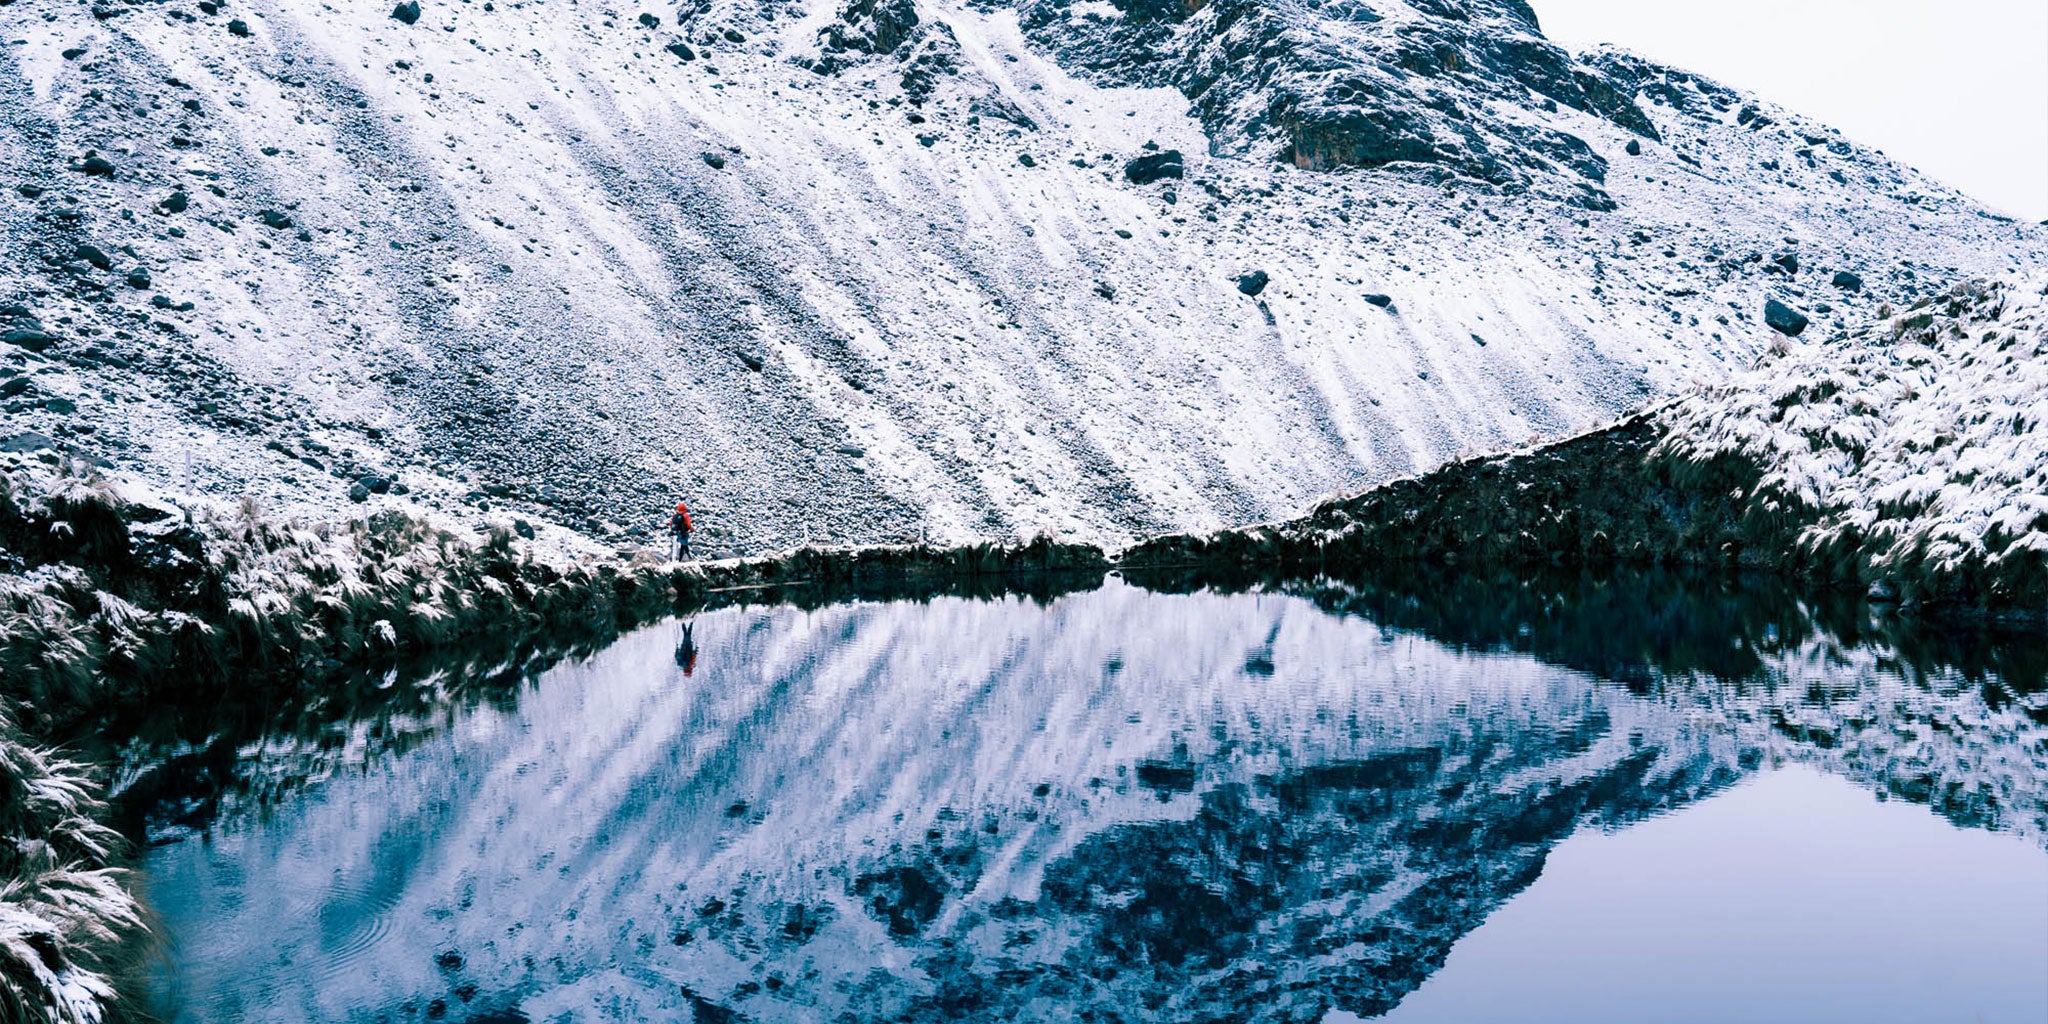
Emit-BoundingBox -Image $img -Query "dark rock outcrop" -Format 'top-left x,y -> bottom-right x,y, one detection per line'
1011,0 -> 1677,204
1764,298 -> 1808,336
1123,149 -> 1184,184
820,0 -> 920,57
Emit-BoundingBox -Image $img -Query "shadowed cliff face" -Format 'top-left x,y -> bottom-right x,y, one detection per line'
122,575 -> 2045,1023
1010,0 -> 1666,205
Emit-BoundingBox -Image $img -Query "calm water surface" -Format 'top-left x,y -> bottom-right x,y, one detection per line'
124,574 -> 2048,1023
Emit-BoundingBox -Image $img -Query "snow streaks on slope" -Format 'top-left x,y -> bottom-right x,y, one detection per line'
1,0 -> 2040,553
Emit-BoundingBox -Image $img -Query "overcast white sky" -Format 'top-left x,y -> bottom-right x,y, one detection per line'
1531,0 -> 2048,221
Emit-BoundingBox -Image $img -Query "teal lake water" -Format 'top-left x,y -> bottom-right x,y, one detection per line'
124,574 -> 2048,1023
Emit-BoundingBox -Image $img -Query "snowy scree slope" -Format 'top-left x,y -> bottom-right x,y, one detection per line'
2,0 -> 2041,550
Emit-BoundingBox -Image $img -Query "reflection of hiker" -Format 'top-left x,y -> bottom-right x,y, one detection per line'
675,621 -> 698,676
670,501 -> 694,561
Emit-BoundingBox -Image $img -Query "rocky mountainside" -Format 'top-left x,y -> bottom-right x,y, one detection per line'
3,0 -> 2041,551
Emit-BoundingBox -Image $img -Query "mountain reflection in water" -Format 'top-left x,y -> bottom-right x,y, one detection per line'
127,570 -> 2048,1023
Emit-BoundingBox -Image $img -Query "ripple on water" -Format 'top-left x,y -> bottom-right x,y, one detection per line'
307,872 -> 400,986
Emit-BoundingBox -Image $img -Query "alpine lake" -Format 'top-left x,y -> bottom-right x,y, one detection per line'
110,566 -> 2048,1024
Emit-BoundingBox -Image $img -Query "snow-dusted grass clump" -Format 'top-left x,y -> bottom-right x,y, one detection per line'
0,711 -> 137,1024
0,458 -> 682,732
1658,279 -> 2048,606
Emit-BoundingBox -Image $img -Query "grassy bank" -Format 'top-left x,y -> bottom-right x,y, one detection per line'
1126,280 -> 2048,622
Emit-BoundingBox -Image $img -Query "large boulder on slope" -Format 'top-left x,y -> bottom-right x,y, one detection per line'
1124,150 -> 1185,185
1764,298 -> 1809,337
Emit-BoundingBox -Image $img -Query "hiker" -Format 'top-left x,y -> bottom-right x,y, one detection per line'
670,501 -> 695,561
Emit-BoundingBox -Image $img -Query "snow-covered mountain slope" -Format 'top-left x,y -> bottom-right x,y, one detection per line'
3,0 -> 2041,551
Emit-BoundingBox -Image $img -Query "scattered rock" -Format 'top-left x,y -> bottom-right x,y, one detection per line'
1831,271 -> 1863,291
701,152 -> 725,169
16,184 -> 42,198
62,47 -> 86,60
1094,281 -> 1115,300
1764,298 -> 1809,337
666,41 -> 695,61
0,378 -> 31,398
1772,252 -> 1800,276
1017,153 -> 1036,167
1,432 -> 58,453
5,328 -> 55,352
348,482 -> 370,502
258,209 -> 293,230
159,190 -> 189,213
42,398 -> 76,415
637,12 -> 658,27
126,267 -> 152,289
1363,293 -> 1394,309
1624,139 -> 1642,157
1123,150 -> 1184,184
226,17 -> 249,35
75,244 -> 112,270
513,519 -> 536,540
390,0 -> 420,23
1236,270 -> 1269,297
77,153 -> 116,177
